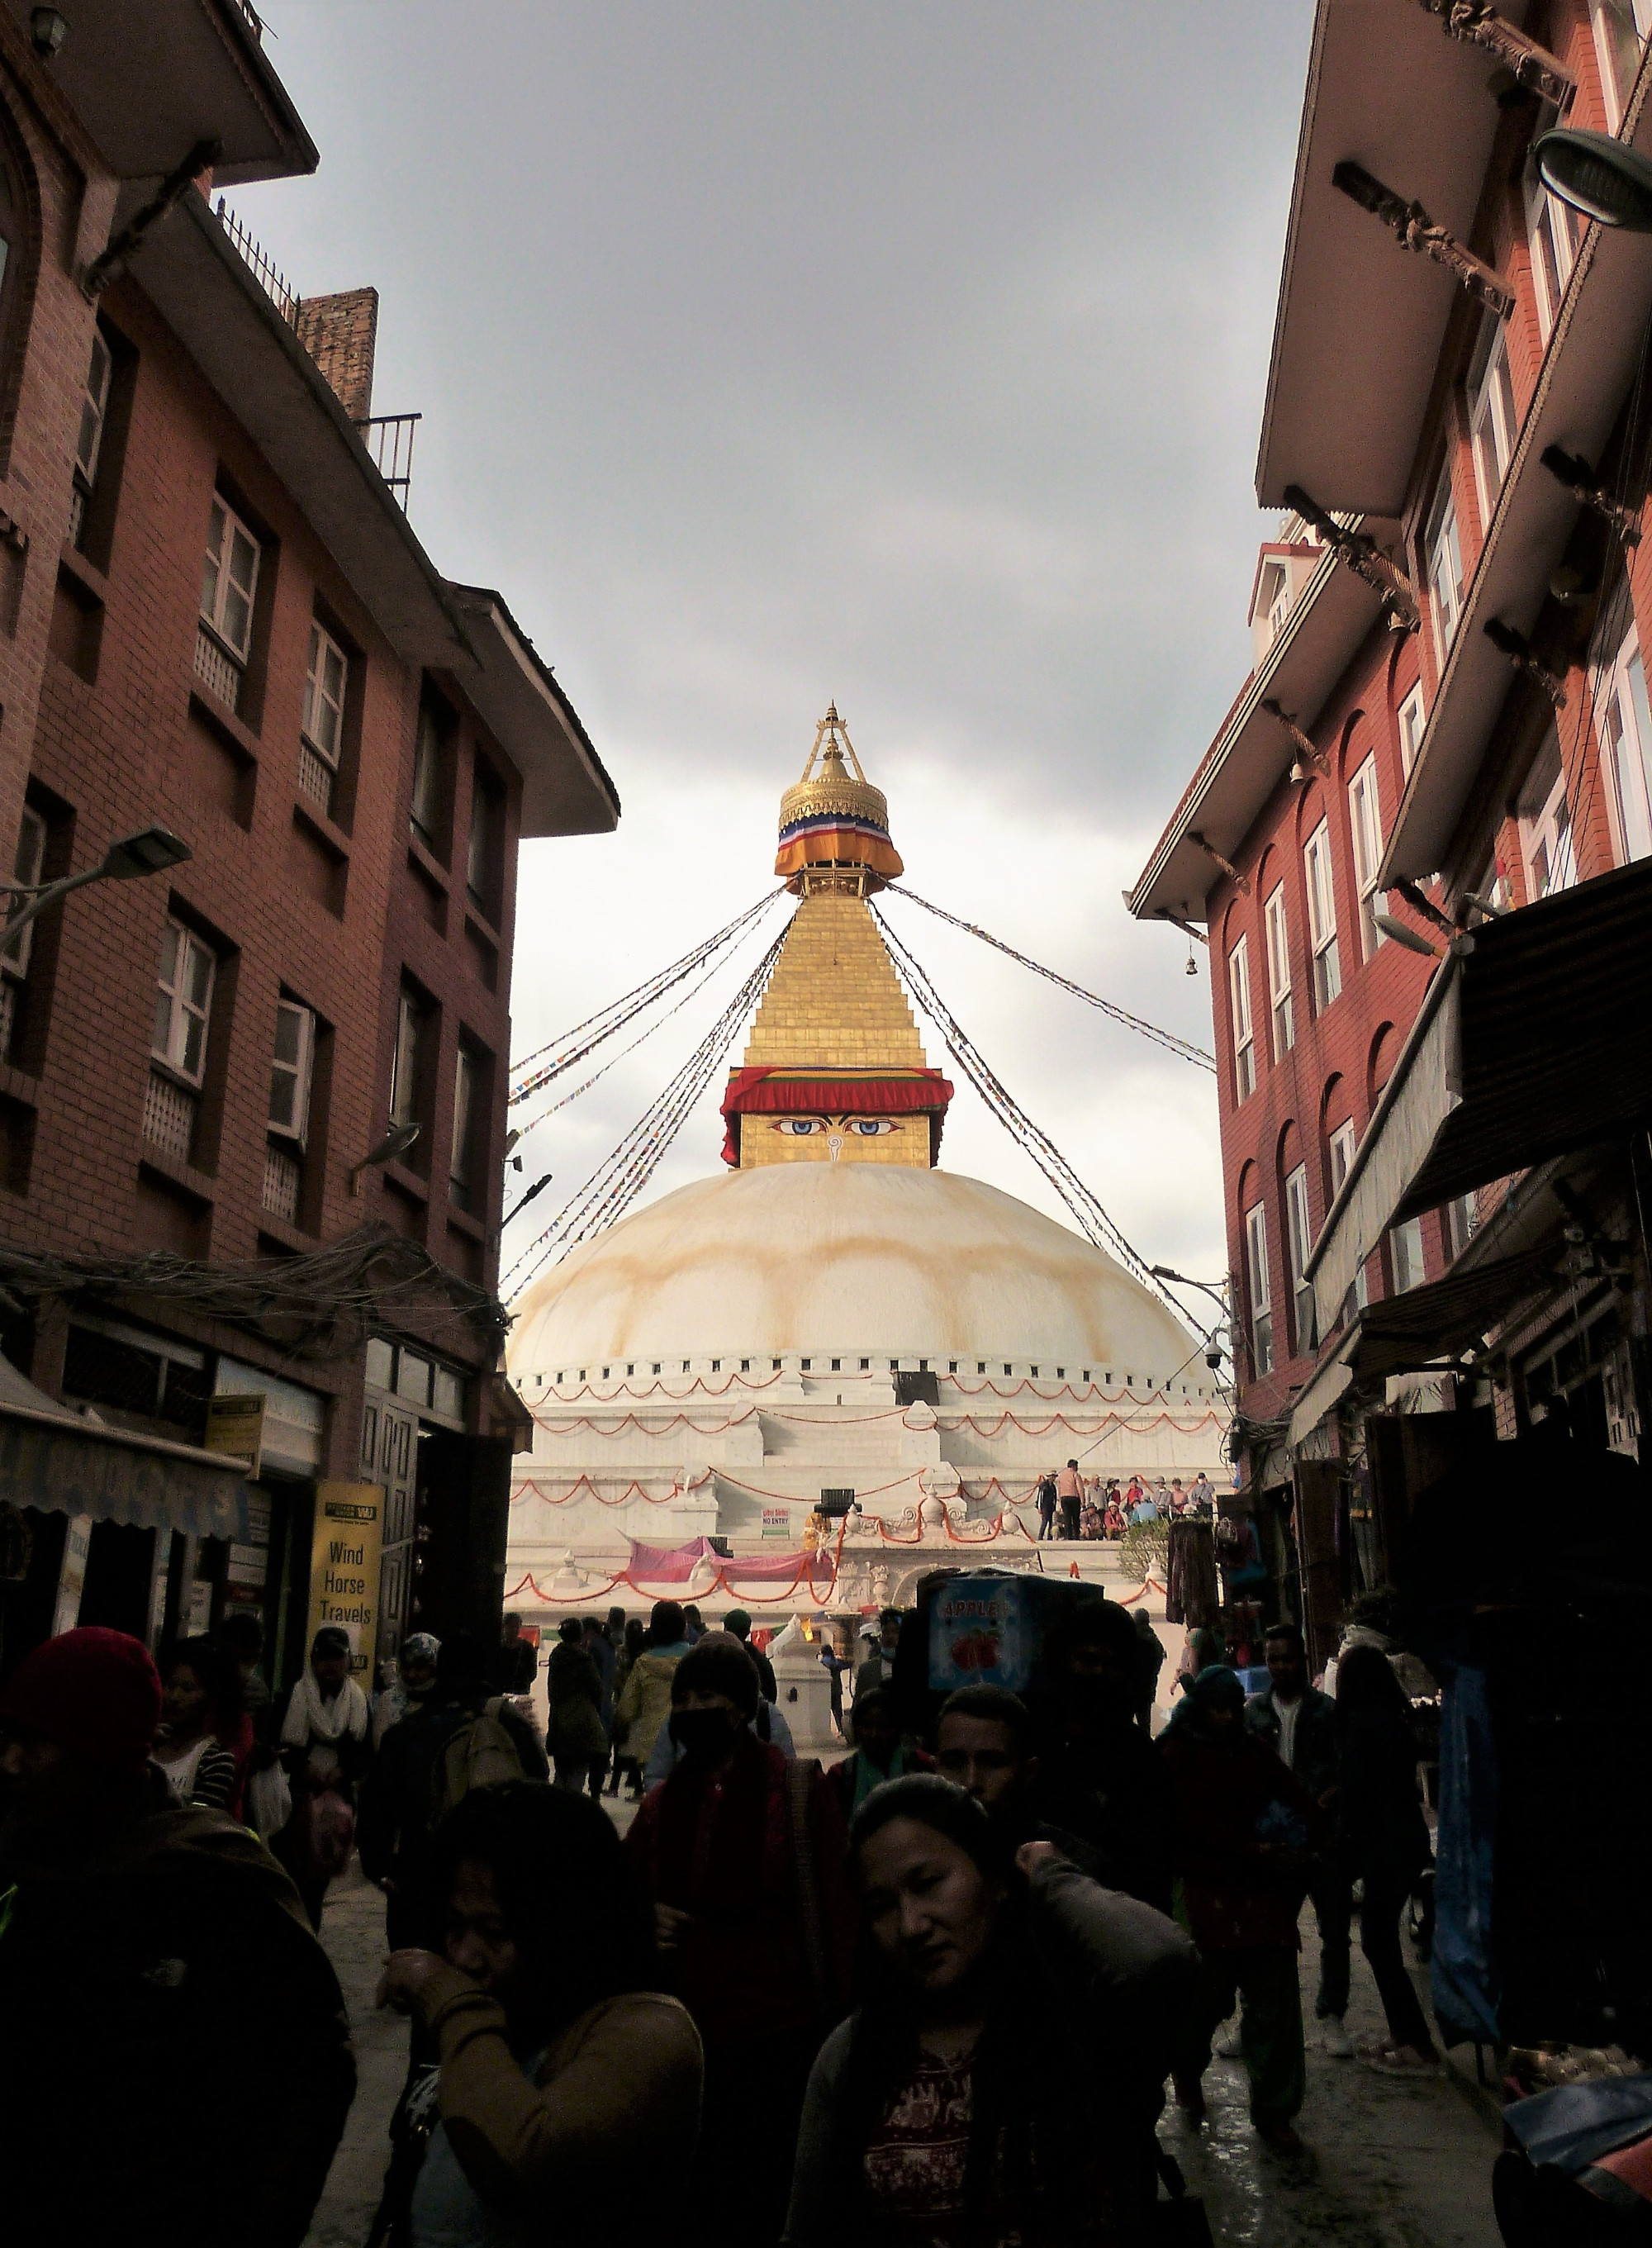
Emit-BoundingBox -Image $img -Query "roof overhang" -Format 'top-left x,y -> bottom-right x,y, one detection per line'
1383,96 -> 1652,881
0,1359 -> 251,1541
1256,0 -> 1535,514
1303,856 -> 1652,1338
127,189 -> 475,673
446,587 -> 620,838
5,0 -> 316,184
1127,537 -> 1385,923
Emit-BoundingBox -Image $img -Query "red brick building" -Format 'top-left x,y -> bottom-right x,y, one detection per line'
0,7 -> 617,1686
1132,0 -> 1652,1659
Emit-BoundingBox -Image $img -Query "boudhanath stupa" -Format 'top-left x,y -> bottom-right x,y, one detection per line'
503,710 -> 1226,1628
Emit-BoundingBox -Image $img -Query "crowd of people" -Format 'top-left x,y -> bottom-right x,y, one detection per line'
0,1583 -> 1441,2245
1037,1466 -> 1217,1542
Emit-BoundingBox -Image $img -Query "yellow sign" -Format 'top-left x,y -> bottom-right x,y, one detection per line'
306,1481 -> 385,1680
205,1391 -> 266,1477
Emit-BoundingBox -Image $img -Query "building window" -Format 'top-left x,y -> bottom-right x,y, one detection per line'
0,804 -> 45,1060
1397,683 -> 1427,780
1598,630 -> 1652,864
1245,1201 -> 1274,1377
1303,820 -> 1341,1010
152,917 -> 215,1086
197,494 -> 260,712
299,620 -> 349,817
390,983 -> 432,1139
1518,730 -> 1575,899
467,760 -> 503,917
450,1042 -> 482,1211
1347,755 -> 1386,960
1327,1118 -> 1357,1197
1467,316 -> 1517,530
1390,1214 -> 1426,1294
411,696 -> 449,854
1227,934 -> 1256,1102
1284,1162 -> 1314,1355
148,917 -> 215,1162
1446,1193 -> 1479,1259
268,999 -> 314,1143
1593,0 -> 1652,131
1264,885 -> 1294,1058
69,326 -> 113,551
1526,158 -> 1579,341
1425,468 -> 1465,661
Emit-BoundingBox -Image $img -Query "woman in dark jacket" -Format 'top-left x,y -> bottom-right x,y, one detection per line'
1334,1644 -> 1439,2076
783,1775 -> 1195,2246
546,1618 -> 609,1798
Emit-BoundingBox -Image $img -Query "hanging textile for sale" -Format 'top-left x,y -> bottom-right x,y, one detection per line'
1165,1518 -> 1219,1627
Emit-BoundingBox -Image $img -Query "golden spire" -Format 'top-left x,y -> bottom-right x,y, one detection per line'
775,704 -> 904,896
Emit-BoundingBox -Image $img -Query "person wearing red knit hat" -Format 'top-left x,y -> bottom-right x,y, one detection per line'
0,1627 -> 355,2246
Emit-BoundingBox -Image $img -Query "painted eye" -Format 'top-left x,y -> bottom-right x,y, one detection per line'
772,1119 -> 820,1135
851,1119 -> 896,1136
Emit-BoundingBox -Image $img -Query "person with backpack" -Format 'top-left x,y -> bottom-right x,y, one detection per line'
625,1633 -> 854,2248
358,1633 -> 548,1948
613,1600 -> 693,1787
547,1617 -> 610,1796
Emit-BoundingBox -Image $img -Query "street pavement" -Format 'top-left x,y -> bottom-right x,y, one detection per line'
303,1796 -> 1499,2248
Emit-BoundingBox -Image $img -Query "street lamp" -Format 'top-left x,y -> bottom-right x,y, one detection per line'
1534,128 -> 1652,231
1149,1265 -> 1231,1371
2,824 -> 190,948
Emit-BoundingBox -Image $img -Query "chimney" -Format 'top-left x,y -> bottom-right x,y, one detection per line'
296,287 -> 378,424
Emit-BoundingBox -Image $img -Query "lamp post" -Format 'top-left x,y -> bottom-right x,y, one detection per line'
2,825 -> 191,948
1534,128 -> 1652,231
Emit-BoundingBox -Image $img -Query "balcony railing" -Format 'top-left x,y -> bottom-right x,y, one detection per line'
355,413 -> 421,511
144,1070 -> 197,1162
262,1143 -> 301,1223
214,198 -> 298,328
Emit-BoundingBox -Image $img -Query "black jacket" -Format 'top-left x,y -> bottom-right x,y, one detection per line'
1243,1685 -> 1340,1803
0,1771 -> 354,2248
358,1685 -> 548,1890
1033,1721 -> 1179,1918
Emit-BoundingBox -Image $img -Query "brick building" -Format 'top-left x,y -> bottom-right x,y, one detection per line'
1132,0 -> 1652,1661
0,6 -> 617,1688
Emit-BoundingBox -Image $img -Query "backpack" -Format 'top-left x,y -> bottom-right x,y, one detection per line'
430,1699 -> 530,1823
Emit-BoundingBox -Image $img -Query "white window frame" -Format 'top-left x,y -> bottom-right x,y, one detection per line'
1227,934 -> 1256,1103
1518,732 -> 1577,900
1347,755 -> 1386,960
1303,820 -> 1341,1010
1264,884 -> 1294,1059
1467,316 -> 1517,530
151,917 -> 216,1089
200,494 -> 260,663
1284,1162 -> 1314,1355
2,804 -> 46,982
450,1043 -> 480,1206
1397,682 -> 1427,781
1526,158 -> 1580,342
390,985 -> 427,1131
1245,1201 -> 1274,1377
1426,468 -> 1465,663
1598,629 -> 1652,866
1592,0 -> 1652,131
411,701 -> 444,850
1390,1214 -> 1427,1295
301,620 -> 349,772
1327,1119 -> 1357,1197
74,326 -> 113,496
268,999 -> 315,1147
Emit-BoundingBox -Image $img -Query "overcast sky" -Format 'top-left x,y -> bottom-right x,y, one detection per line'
241,1 -> 1313,1326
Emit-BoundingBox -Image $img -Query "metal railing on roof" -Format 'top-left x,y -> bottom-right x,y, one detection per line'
214,197 -> 298,327
228,0 -> 264,38
355,413 -> 421,511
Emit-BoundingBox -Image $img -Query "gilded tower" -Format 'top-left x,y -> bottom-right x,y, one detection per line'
719,709 -> 953,1168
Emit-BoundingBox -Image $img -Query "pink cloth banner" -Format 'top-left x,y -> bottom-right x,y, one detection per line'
624,1534 -> 833,1585
624,1535 -> 716,1581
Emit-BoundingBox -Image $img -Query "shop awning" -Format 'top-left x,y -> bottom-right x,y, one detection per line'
1306,860 -> 1652,1342
0,1363 -> 251,1543
1288,1248 -> 1559,1451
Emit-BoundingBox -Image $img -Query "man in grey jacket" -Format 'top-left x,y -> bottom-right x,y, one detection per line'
1245,1619 -> 1351,2056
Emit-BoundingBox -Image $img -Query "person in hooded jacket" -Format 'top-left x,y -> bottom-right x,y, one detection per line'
1161,1664 -> 1318,2152
0,1628 -> 354,2248
625,1632 -> 854,2248
546,1616 -> 610,1796
1334,1643 -> 1441,2077
613,1599 -> 693,1789
1032,1595 -> 1177,1913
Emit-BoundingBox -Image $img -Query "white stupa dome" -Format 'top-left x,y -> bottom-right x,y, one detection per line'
507,1162 -> 1204,1391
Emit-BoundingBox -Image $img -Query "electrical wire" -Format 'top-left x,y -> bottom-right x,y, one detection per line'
501,929 -> 787,1297
508,891 -> 781,1103
871,905 -> 1195,1325
884,885 -> 1217,1072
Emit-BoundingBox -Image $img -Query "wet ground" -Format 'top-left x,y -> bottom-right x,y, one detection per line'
303,1797 -> 1500,2248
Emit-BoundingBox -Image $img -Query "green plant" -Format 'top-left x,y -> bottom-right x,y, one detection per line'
1119,1519 -> 1170,1585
